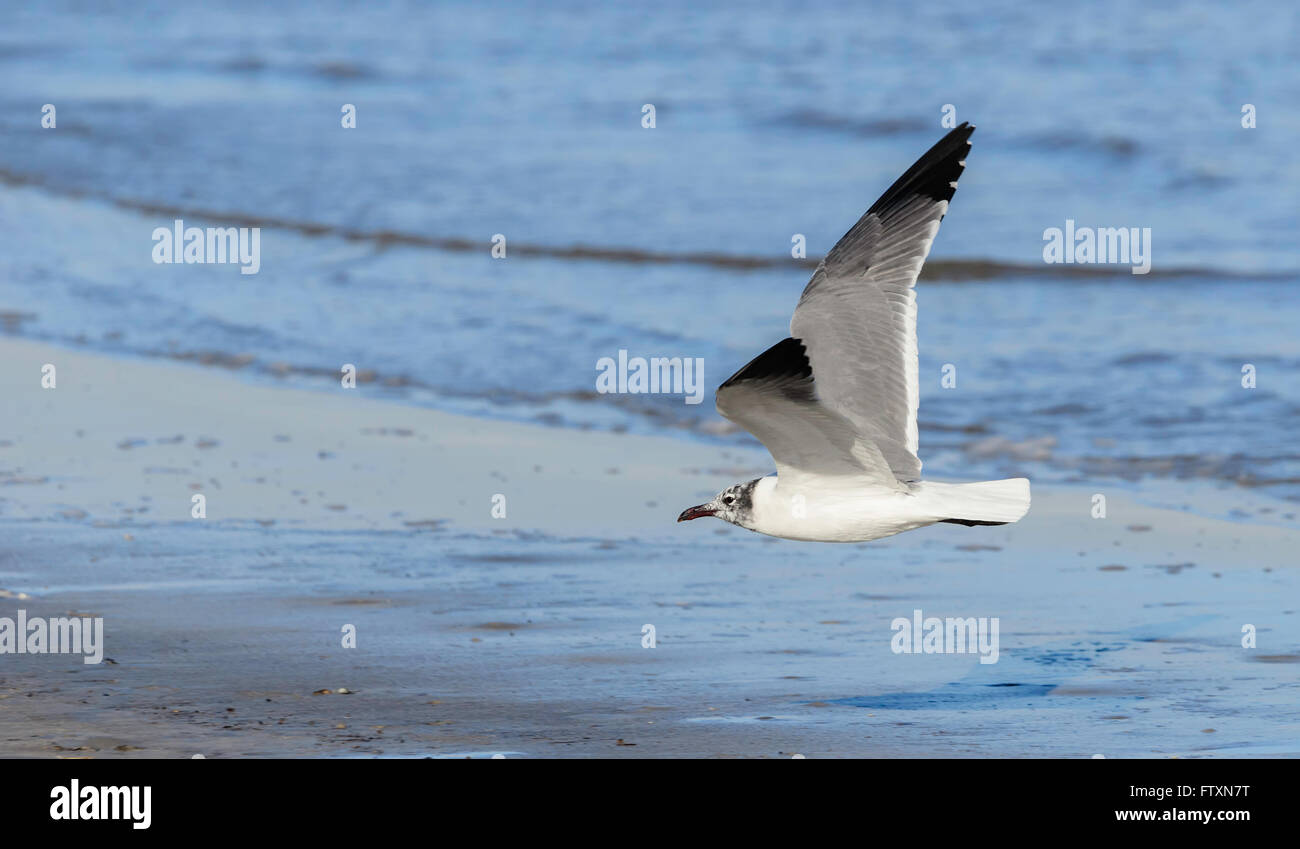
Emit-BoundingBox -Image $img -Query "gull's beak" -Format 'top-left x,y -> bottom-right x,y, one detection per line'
677,503 -> 716,522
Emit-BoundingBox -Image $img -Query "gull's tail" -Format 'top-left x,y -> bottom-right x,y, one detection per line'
920,478 -> 1031,526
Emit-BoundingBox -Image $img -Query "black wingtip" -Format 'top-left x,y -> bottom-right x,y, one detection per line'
868,121 -> 975,216
717,337 -> 819,406
719,337 -> 812,391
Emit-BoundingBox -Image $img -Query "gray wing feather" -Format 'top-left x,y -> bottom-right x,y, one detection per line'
716,338 -> 903,491
789,123 -> 974,482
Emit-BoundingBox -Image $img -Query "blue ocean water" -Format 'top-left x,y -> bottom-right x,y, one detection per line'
0,0 -> 1297,497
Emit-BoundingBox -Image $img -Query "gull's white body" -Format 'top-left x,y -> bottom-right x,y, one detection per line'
741,476 -> 1031,543
679,123 -> 1031,543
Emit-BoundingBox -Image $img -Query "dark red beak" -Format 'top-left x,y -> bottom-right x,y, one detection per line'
677,504 -> 716,522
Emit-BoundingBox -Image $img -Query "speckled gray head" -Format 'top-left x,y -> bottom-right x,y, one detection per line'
677,478 -> 759,527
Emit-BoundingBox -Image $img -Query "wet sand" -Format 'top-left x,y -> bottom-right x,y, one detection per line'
3,337 -> 1298,757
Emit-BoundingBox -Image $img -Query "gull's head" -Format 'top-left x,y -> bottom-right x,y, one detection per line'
677,479 -> 758,527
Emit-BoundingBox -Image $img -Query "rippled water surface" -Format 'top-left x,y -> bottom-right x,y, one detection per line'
1,0 -> 1297,496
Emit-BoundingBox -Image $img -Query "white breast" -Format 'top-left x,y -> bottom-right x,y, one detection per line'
745,475 -> 937,543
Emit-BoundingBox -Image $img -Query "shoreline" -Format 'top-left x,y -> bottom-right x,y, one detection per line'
1,335 -> 754,538
2,336 -> 1298,758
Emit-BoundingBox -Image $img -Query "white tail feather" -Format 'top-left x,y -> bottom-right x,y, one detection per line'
920,478 -> 1031,525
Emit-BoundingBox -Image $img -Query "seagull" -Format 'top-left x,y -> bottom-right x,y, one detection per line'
678,123 -> 1029,542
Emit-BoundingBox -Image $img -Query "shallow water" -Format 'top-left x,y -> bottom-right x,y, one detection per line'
3,505 -> 1296,758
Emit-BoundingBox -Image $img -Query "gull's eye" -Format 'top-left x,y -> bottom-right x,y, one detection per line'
723,495 -> 735,505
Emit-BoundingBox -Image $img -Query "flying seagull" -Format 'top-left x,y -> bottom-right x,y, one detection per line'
678,123 -> 1029,542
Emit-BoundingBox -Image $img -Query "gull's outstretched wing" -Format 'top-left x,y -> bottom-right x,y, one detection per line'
716,337 -> 905,493
789,122 -> 974,483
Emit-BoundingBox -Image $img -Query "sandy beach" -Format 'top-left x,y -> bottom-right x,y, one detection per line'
3,335 -> 1297,758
